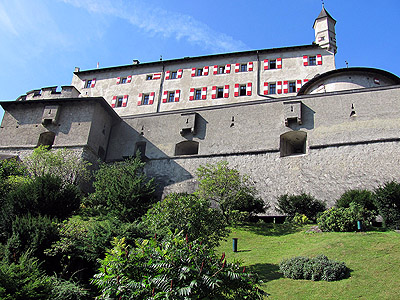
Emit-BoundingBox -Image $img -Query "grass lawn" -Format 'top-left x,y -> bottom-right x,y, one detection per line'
218,223 -> 400,300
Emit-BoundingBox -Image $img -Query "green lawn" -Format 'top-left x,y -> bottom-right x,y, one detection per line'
218,223 -> 400,300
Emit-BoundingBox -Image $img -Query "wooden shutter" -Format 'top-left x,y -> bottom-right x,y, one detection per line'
137,94 -> 142,106
235,63 -> 240,73
263,82 -> 269,95
246,82 -> 252,95
224,85 -> 229,98
127,75 -> 132,83
225,64 -> 231,74
303,79 -> 309,83
277,81 -> 282,94
277,58 -> 282,69
153,73 -> 161,79
149,92 -> 155,104
189,88 -> 195,100
111,96 -> 117,108
165,71 -> 170,80
203,66 -> 209,76
201,87 -> 207,99
91,78 -> 96,88
191,68 -> 196,77
234,83 -> 239,97
296,80 -> 302,92
283,81 -> 288,94
177,69 -> 183,78
175,90 -> 180,102
212,86 -> 217,99
162,91 -> 168,103
213,65 -> 218,75
264,59 -> 269,70
116,77 -> 121,84
317,54 -> 322,65
122,95 -> 128,107
303,56 -> 308,66
248,61 -> 253,71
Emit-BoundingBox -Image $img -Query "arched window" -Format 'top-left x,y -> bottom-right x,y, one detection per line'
175,141 -> 199,156
37,132 -> 56,148
280,131 -> 307,157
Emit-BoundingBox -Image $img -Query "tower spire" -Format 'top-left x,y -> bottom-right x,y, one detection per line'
313,6 -> 337,54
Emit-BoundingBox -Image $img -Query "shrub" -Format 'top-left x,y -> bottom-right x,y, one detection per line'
280,254 -> 349,281
374,181 -> 400,229
88,156 -> 155,222
92,235 -> 266,300
48,277 -> 89,300
292,213 -> 311,225
276,193 -> 326,222
336,189 -> 377,212
195,161 -> 267,224
141,193 -> 229,248
317,203 -> 374,232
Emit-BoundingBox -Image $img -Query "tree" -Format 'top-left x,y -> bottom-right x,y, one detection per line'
141,193 -> 229,248
24,146 -> 91,186
195,161 -> 266,223
87,156 -> 155,222
92,234 -> 266,300
336,189 -> 377,212
276,193 -> 326,222
374,181 -> 400,229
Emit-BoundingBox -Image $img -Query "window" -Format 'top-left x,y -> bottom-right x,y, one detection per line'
269,59 -> 277,69
217,87 -> 224,98
269,83 -> 276,94
218,66 -> 225,74
37,132 -> 55,148
116,96 -> 123,107
142,94 -> 149,105
280,131 -> 307,157
196,69 -> 203,76
175,141 -> 199,156
146,75 -> 153,80
240,64 -> 247,72
168,91 -> 175,102
121,77 -> 127,84
170,71 -> 177,79
309,56 -> 316,66
195,89 -> 202,100
239,85 -> 247,96
85,80 -> 92,88
289,81 -> 296,93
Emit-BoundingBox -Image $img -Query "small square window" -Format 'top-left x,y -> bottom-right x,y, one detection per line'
218,66 -> 225,74
195,89 -> 202,100
146,75 -> 153,80
121,77 -> 127,84
269,60 -> 276,69
116,96 -> 123,107
170,71 -> 177,79
289,82 -> 296,93
85,80 -> 92,88
217,87 -> 224,98
239,85 -> 247,96
240,64 -> 247,72
142,94 -> 150,105
168,92 -> 175,102
309,56 -> 316,66
196,69 -> 203,76
269,83 -> 276,94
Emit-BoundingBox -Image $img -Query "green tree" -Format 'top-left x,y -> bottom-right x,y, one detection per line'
87,156 -> 155,222
374,181 -> 400,229
336,189 -> 376,212
24,145 -> 91,186
141,193 -> 229,248
92,235 -> 266,300
276,193 -> 326,222
195,161 -> 266,224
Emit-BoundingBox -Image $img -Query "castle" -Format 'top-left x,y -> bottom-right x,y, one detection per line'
1,7 -> 400,214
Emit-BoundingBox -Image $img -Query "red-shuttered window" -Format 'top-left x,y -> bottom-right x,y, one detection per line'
83,78 -> 96,88
303,55 -> 322,66
137,92 -> 155,106
111,95 -> 128,108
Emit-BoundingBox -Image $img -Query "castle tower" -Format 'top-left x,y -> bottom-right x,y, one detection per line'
313,6 -> 337,54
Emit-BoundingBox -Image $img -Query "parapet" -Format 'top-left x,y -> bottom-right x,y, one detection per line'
18,86 -> 81,101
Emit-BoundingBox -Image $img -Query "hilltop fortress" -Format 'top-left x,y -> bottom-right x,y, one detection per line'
1,7 -> 400,214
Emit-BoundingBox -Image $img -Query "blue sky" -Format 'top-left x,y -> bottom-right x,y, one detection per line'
1,0 -> 400,120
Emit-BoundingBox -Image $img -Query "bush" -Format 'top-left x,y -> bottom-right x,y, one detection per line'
374,181 -> 400,229
317,203 -> 374,232
292,213 -> 311,225
336,189 -> 377,212
276,193 -> 326,222
280,254 -> 349,281
92,234 -> 266,299
141,193 -> 229,248
195,161 -> 267,224
88,156 -> 155,222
